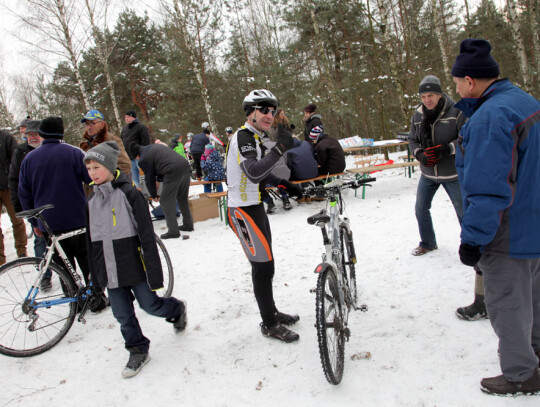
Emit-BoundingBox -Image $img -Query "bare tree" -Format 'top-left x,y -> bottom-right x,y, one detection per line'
161,0 -> 222,136
83,0 -> 122,131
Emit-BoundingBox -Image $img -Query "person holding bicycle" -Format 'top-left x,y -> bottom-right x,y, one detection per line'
84,141 -> 187,378
226,89 -> 302,343
18,117 -> 108,313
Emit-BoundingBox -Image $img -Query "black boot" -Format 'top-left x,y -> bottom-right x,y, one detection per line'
266,200 -> 276,214
456,294 -> 488,321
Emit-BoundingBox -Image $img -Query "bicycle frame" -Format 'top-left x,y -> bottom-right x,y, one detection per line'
24,228 -> 87,315
314,193 -> 353,316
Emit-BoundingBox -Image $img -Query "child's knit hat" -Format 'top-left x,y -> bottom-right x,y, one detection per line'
84,141 -> 119,174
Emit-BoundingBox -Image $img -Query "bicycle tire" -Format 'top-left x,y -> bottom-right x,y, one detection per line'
0,257 -> 77,357
340,228 -> 357,306
154,234 -> 174,298
315,267 -> 345,385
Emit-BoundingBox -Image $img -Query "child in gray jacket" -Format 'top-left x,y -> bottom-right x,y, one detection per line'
84,141 -> 187,378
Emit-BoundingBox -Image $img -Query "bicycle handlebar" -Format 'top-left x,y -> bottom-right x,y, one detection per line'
304,178 -> 376,197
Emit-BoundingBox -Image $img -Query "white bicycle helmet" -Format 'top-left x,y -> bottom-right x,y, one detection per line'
201,122 -> 210,130
225,126 -> 233,133
242,89 -> 279,112
187,132 -> 194,139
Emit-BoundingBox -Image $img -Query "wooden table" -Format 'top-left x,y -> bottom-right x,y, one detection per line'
343,139 -> 410,160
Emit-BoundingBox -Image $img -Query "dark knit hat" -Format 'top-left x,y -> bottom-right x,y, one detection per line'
125,110 -> 137,118
304,103 -> 317,113
25,120 -> 41,134
84,141 -> 120,175
419,75 -> 442,95
451,38 -> 500,78
38,117 -> 64,139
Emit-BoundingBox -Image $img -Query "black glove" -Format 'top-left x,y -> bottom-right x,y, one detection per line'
459,243 -> 481,267
416,151 -> 438,167
272,124 -> 295,156
425,144 -> 451,160
278,179 -> 303,199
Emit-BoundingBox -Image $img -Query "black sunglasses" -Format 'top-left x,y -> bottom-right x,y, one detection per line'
253,106 -> 277,117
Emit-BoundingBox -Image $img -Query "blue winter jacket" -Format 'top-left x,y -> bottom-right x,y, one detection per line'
455,79 -> 540,258
18,139 -> 92,232
286,138 -> 318,180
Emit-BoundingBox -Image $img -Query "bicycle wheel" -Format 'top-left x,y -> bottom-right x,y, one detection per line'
154,234 -> 174,298
315,267 -> 345,385
340,228 -> 357,306
0,258 -> 77,357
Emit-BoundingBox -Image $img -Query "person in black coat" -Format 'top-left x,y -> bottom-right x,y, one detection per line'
137,143 -> 193,239
309,126 -> 346,176
120,110 -> 150,188
190,122 -> 211,179
0,129 -> 27,262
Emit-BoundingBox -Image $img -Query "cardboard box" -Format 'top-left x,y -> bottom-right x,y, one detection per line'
188,193 -> 219,222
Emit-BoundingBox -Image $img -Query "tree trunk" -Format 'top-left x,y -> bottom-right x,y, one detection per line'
432,0 -> 453,94
506,0 -> 533,92
84,0 -> 122,131
170,0 -> 219,137
375,0 -> 408,128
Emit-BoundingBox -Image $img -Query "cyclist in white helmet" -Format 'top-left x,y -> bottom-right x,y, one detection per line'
226,89 -> 303,343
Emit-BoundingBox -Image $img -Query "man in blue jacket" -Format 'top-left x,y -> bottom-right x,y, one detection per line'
452,38 -> 540,396
18,117 -> 107,311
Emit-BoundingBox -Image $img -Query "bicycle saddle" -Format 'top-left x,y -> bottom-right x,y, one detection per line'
307,210 -> 330,225
16,204 -> 55,219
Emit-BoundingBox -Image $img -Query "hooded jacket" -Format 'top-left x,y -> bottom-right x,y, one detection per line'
408,93 -> 466,181
86,171 -> 163,290
313,133 -> 346,175
286,138 -> 319,181
455,79 -> 540,258
191,131 -> 210,154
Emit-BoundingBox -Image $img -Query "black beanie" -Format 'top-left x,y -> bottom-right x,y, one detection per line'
38,117 -> 64,139
304,103 -> 316,113
451,38 -> 500,78
125,110 -> 137,118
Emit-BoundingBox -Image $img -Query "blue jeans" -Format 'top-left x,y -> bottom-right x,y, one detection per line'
203,178 -> 223,193
131,158 -> 140,188
107,281 -> 183,353
415,176 -> 463,249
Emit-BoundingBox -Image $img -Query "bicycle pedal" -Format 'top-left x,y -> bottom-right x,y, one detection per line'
359,304 -> 368,312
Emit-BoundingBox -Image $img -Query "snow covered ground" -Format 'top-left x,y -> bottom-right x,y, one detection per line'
1,153 -> 538,406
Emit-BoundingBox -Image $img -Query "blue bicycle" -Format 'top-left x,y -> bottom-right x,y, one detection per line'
0,204 -> 173,357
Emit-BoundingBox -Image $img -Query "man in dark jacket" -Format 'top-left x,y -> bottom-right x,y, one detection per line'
309,126 -> 346,176
303,103 -> 323,145
137,143 -> 193,239
0,129 -> 27,263
9,121 -> 47,281
408,75 -> 466,256
190,122 -> 211,179
286,137 -> 318,181
18,117 -> 96,290
121,110 -> 150,188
